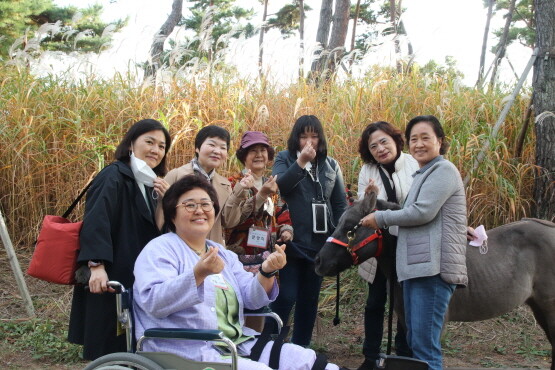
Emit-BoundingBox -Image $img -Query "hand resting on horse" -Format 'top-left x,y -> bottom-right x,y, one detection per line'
361,208 -> 479,242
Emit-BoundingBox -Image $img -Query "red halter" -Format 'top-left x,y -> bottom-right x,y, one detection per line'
326,228 -> 383,265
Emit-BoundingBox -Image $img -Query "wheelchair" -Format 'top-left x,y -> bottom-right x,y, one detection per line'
84,281 -> 283,370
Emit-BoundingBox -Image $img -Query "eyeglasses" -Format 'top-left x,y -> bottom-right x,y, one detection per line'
176,200 -> 214,213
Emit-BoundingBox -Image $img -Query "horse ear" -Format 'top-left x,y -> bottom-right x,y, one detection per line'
376,199 -> 401,211
361,189 -> 377,215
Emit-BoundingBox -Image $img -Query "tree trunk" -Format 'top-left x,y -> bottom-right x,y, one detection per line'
513,99 -> 533,158
399,18 -> 413,57
532,0 -> 555,221
349,0 -> 362,69
328,0 -> 351,72
477,0 -> 495,87
258,0 -> 269,78
299,0 -> 305,79
489,0 -> 516,89
390,0 -> 402,72
144,0 -> 183,78
311,0 -> 333,74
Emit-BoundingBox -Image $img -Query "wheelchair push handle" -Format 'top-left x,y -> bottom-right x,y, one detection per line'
83,280 -> 126,294
107,281 -> 125,294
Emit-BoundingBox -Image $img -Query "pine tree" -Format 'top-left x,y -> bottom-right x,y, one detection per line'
0,0 -> 53,55
0,0 -> 125,57
162,0 -> 255,68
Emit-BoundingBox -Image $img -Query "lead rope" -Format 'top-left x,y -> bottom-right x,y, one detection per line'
333,273 -> 340,325
386,267 -> 394,355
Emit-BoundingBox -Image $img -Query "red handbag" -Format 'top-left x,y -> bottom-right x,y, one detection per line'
27,181 -> 92,285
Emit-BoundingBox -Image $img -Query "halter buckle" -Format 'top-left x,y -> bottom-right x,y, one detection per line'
346,230 -> 355,245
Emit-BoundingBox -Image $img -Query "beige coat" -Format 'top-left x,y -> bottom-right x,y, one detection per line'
155,162 -> 232,246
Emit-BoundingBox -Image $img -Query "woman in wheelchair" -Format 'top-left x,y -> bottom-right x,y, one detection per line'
133,175 -> 344,370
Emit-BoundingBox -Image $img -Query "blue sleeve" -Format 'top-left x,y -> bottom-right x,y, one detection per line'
133,239 -> 203,319
272,151 -> 307,196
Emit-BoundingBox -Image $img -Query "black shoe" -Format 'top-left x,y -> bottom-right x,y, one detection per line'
356,358 -> 375,370
340,367 -> 352,370
394,346 -> 412,358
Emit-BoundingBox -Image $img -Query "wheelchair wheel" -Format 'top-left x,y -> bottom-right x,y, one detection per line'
84,352 -> 164,370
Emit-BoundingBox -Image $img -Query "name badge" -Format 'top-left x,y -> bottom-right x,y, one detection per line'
247,226 -> 270,249
211,273 -> 229,290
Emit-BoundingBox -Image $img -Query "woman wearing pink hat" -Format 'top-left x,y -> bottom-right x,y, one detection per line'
224,131 -> 293,279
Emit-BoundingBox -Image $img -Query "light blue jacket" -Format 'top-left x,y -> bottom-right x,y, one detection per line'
133,233 -> 278,362
374,156 -> 468,285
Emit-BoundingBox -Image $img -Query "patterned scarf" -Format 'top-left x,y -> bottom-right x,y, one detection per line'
191,157 -> 215,181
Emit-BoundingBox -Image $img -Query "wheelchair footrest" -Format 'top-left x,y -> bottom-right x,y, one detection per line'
374,354 -> 429,370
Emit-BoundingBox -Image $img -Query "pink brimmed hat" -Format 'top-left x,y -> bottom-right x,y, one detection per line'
239,131 -> 270,149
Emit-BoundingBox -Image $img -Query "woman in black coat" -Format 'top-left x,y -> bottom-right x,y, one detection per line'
68,119 -> 172,360
270,115 -> 347,346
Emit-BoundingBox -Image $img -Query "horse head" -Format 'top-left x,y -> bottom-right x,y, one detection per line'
314,189 -> 399,276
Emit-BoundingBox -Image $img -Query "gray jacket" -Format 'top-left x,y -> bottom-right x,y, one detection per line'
374,156 -> 468,286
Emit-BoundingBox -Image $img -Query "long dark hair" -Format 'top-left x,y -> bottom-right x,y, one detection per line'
286,115 -> 328,159
114,119 -> 172,176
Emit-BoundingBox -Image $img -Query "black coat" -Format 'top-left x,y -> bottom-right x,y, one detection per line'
67,161 -> 160,360
272,150 -> 347,256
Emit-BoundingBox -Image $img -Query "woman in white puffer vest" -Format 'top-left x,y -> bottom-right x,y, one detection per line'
355,121 -> 418,370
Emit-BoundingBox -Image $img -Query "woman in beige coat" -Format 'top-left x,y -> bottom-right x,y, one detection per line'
156,125 -> 232,245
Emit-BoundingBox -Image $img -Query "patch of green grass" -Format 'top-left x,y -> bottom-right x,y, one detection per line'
515,348 -> 551,358
479,357 -> 504,367
441,338 -> 462,355
0,319 -> 81,363
494,345 -> 506,355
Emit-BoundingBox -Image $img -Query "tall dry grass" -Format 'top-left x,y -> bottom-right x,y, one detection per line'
0,64 -> 535,255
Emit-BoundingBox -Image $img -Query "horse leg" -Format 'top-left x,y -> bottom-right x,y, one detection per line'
526,299 -> 554,369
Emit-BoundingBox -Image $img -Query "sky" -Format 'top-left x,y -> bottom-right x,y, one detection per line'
46,0 -> 533,87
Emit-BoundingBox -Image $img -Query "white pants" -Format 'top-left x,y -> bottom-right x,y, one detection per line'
225,341 -> 340,370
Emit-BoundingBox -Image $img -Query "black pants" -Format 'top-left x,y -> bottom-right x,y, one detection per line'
362,267 -> 412,360
268,255 -> 323,347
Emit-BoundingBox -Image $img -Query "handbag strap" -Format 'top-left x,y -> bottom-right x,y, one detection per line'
62,178 -> 94,219
377,166 -> 397,203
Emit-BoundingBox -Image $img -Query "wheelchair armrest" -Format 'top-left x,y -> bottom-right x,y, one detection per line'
244,306 -> 283,334
143,328 -> 224,341
244,306 -> 273,315
138,328 -> 239,370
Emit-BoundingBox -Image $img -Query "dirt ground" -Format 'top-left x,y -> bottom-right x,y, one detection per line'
0,252 -> 552,369
313,304 -> 552,369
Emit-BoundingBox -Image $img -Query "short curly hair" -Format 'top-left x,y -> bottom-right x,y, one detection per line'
162,174 -> 220,233
235,144 -> 275,166
358,121 -> 404,164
